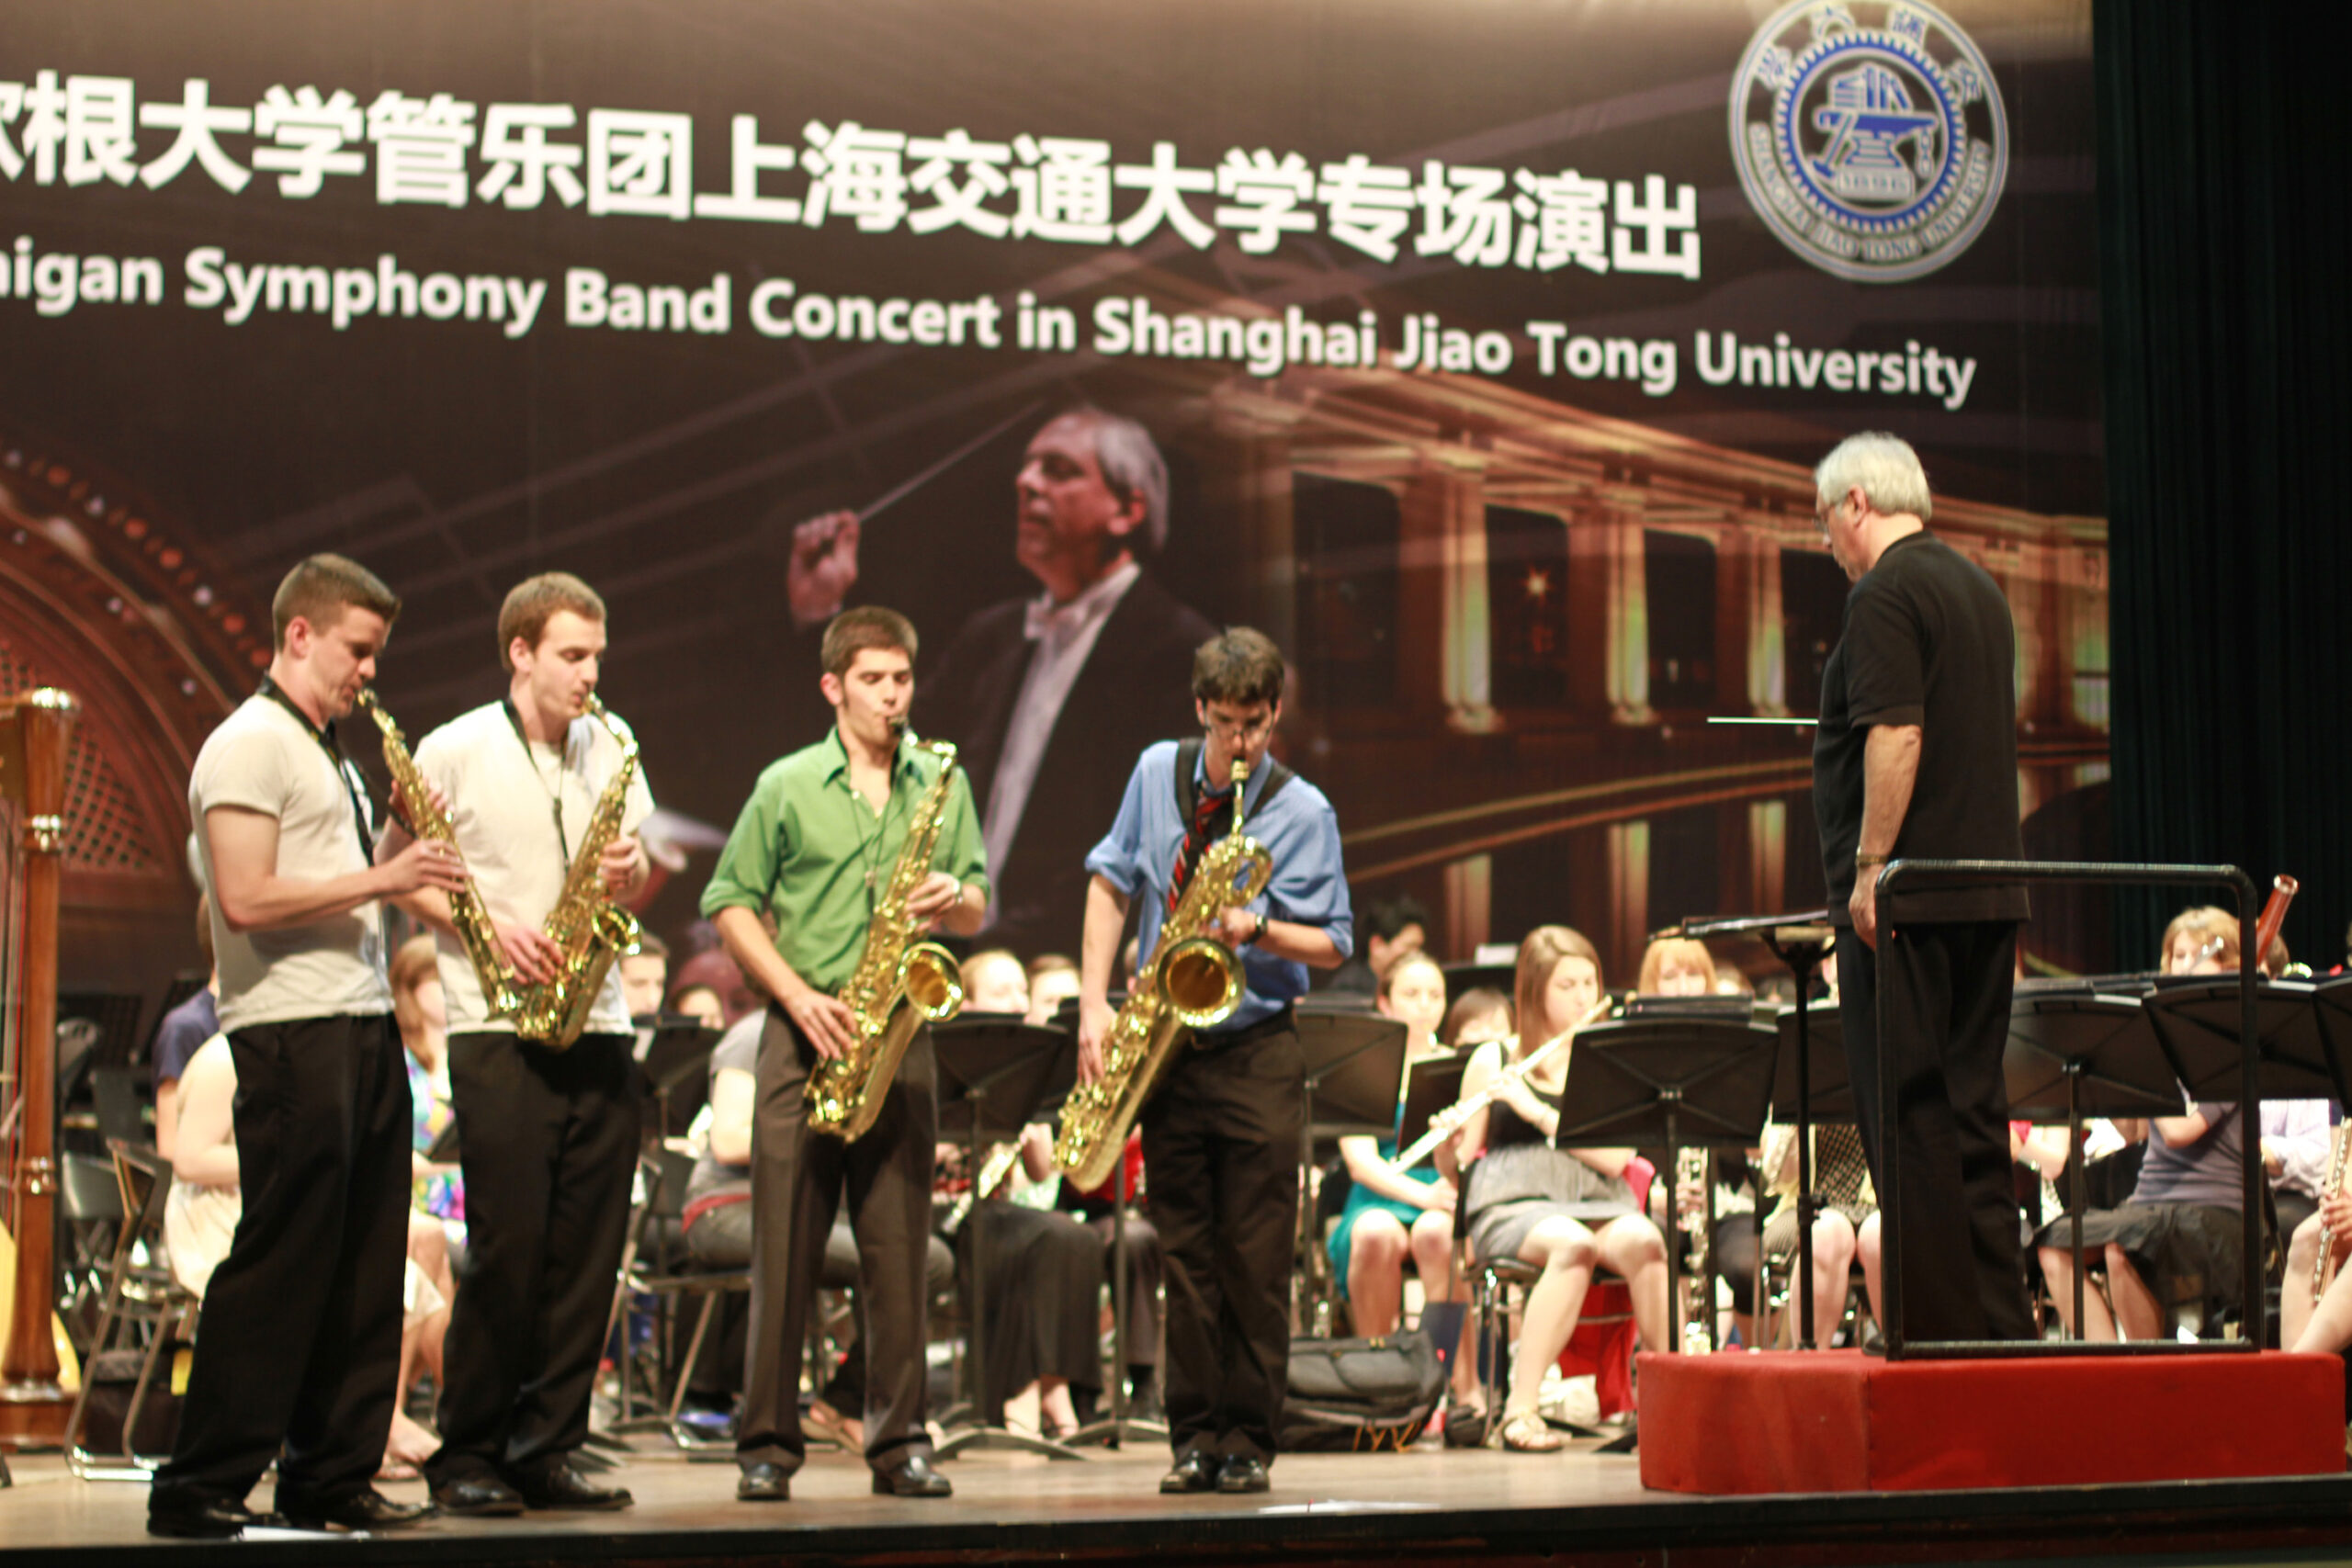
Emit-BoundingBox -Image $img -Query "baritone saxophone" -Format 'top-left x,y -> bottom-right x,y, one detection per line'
1053,759 -> 1271,1191
355,687 -> 522,1021
804,728 -> 967,1141
507,696 -> 644,1048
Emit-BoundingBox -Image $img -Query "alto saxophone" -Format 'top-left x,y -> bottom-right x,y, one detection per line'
355,688 -> 522,1021
507,696 -> 644,1049
1053,760 -> 1272,1190
805,728 -> 967,1141
2314,1122 -> 2350,1306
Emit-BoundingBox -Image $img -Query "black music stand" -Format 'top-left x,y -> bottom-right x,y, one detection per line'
1554,1010 -> 1777,1352
1292,1005 -> 1409,1332
636,1015 -> 723,1142
2312,976 -> 2352,1104
1395,1054 -> 1471,1169
929,1019 -> 1082,1461
2002,980 -> 2181,1343
2145,977 -> 2341,1105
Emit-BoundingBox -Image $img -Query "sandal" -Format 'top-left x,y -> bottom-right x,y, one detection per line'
1498,1409 -> 1567,1452
1442,1405 -> 1489,1449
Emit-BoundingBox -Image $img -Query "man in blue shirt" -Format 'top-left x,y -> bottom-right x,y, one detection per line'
1078,627 -> 1352,1495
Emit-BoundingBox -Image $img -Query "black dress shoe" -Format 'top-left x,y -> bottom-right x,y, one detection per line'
277,1489 -> 437,1531
1217,1454 -> 1271,1494
147,1495 -> 286,1540
514,1461 -> 633,1511
870,1452 -> 953,1497
1159,1450 -> 1218,1495
430,1474 -> 526,1517
737,1461 -> 790,1502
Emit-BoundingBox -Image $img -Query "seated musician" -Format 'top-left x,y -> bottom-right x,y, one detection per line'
1444,926 -> 1669,1452
2034,908 -> 2254,1340
1634,937 -> 1715,998
1442,987 -> 1512,1050
1327,954 -> 1476,1413
945,948 -> 1108,1438
1753,1120 -> 1883,1348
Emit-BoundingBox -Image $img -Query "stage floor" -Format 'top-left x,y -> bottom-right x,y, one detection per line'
6,1433 -> 2352,1567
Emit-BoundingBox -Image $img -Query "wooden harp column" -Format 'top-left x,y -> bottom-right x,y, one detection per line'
1,687 -> 77,1447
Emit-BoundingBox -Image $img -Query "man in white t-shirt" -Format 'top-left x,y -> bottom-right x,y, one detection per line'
151,555 -> 467,1540
375,572 -> 653,1517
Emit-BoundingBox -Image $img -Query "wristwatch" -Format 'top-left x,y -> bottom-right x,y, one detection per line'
1855,852 -> 1889,869
1251,910 -> 1269,944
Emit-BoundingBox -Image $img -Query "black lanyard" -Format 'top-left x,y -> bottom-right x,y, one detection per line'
257,676 -> 376,867
502,698 -> 573,863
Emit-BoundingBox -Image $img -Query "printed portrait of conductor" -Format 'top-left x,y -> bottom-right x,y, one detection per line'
784,408 -> 1214,957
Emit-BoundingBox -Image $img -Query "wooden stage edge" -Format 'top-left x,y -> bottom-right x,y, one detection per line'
5,1439 -> 2351,1567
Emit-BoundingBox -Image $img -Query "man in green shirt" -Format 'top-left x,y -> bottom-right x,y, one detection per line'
703,606 -> 988,1503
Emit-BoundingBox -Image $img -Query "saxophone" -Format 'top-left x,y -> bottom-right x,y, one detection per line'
805,728 -> 967,1141
1053,760 -> 1272,1190
355,688 -> 522,1021
2314,1122 -> 2350,1306
507,697 -> 644,1049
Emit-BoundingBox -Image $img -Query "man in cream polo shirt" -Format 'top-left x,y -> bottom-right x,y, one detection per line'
376,572 -> 654,1518
151,555 -> 468,1540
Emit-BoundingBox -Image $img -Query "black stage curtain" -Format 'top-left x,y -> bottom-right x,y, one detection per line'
2098,0 -> 2352,972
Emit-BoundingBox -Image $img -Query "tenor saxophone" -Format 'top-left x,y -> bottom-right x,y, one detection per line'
1052,759 -> 1272,1190
355,688 -> 521,1021
507,696 -> 644,1049
804,728 -> 967,1141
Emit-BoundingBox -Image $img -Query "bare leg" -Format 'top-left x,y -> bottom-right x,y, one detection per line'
1857,1212 -> 1885,1329
1593,1214 -> 1670,1353
2104,1244 -> 2166,1341
1345,1213 -> 1409,1339
1039,1377 -> 1078,1437
1809,1213 -> 1857,1349
2291,1248 -> 2352,1353
1409,1210 -> 1478,1404
1509,1218 -> 1598,1417
2282,1214 -> 2327,1349
2040,1245 -> 2118,1340
1001,1381 -> 1043,1437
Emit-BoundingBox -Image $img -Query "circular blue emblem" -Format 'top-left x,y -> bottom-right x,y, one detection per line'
1730,1 -> 2007,283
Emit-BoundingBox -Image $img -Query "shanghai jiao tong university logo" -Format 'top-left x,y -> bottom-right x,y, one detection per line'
1730,0 -> 2007,283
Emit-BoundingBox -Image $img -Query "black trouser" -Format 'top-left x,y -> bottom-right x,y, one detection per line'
153,1014 -> 411,1510
425,1030 -> 639,1484
1141,1013 -> 1302,1467
740,1005 -> 936,1475
685,1205 -> 955,1407
1839,919 -> 2034,1344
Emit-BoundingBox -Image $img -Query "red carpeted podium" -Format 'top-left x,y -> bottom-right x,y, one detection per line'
1640,1348 -> 2346,1494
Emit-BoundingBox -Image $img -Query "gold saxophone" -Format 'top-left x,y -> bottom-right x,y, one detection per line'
507,697 -> 644,1048
805,728 -> 967,1141
1053,759 -> 1272,1190
2315,1122 -> 2350,1306
355,688 -> 522,1021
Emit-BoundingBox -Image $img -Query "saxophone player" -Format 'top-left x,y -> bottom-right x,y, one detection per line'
703,606 -> 988,1503
375,572 -> 653,1517
153,556 -> 468,1539
1077,627 -> 1352,1495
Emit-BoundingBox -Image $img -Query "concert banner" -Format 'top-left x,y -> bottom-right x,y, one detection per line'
1,0 -> 2104,997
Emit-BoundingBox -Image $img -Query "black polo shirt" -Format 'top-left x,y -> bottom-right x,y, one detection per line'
1813,530 -> 2030,926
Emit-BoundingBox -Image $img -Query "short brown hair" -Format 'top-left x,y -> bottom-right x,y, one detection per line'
390,933 -> 441,1041
272,554 -> 401,648
1191,626 -> 1284,705
2160,906 -> 2238,974
1442,986 -> 1512,1047
498,571 -> 606,673
822,605 -> 918,678
1513,924 -> 1602,1048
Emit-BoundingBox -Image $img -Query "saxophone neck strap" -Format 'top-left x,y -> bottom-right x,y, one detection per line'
1171,737 -> 1292,829
502,697 -> 574,862
258,675 -> 376,864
